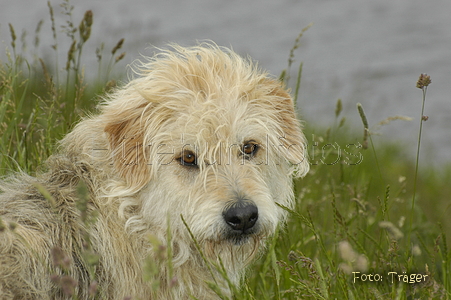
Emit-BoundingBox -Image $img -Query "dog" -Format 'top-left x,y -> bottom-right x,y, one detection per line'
0,43 -> 309,299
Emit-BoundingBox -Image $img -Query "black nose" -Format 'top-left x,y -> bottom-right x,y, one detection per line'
223,203 -> 258,233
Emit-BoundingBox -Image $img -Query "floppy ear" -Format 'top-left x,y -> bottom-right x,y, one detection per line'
103,101 -> 152,192
267,80 -> 309,177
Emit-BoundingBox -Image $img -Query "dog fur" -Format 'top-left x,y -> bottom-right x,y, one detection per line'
0,43 -> 309,299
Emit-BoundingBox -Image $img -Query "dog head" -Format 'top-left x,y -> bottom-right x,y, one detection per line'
101,43 -> 309,271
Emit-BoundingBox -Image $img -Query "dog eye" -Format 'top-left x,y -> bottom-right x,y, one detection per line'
180,151 -> 197,167
242,142 -> 259,158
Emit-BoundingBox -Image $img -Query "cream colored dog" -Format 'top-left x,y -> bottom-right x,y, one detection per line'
0,43 -> 309,299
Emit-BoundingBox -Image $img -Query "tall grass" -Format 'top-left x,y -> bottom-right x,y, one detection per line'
254,100 -> 450,299
1,2 -> 451,299
0,1 -> 125,174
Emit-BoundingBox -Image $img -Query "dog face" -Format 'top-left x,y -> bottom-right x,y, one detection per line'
102,44 -> 309,268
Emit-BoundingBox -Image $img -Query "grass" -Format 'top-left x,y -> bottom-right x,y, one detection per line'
241,101 -> 451,299
1,2 -> 451,299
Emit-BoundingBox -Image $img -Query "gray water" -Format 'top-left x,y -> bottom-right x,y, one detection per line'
1,0 -> 450,166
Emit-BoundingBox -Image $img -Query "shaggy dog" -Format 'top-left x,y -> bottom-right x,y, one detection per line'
0,43 -> 309,299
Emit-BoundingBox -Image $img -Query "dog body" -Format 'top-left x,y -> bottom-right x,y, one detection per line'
0,44 -> 308,299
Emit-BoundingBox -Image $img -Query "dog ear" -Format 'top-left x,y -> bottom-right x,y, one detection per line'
104,101 -> 152,192
267,80 -> 309,177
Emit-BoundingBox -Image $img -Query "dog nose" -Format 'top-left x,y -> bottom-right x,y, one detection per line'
223,203 -> 258,233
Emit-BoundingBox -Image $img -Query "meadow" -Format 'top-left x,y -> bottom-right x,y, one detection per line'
1,3 -> 451,299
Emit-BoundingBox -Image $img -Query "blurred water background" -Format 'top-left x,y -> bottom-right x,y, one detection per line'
1,0 -> 450,166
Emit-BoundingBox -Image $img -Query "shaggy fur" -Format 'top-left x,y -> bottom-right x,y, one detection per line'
0,43 -> 309,299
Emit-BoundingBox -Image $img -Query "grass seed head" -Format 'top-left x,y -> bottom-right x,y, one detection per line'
79,10 -> 93,43
66,40 -> 76,70
8,23 -> 17,50
51,275 -> 78,296
112,38 -> 125,55
115,52 -> 126,63
51,246 -> 72,270
416,73 -> 431,89
335,99 -> 342,118
379,221 -> 404,240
